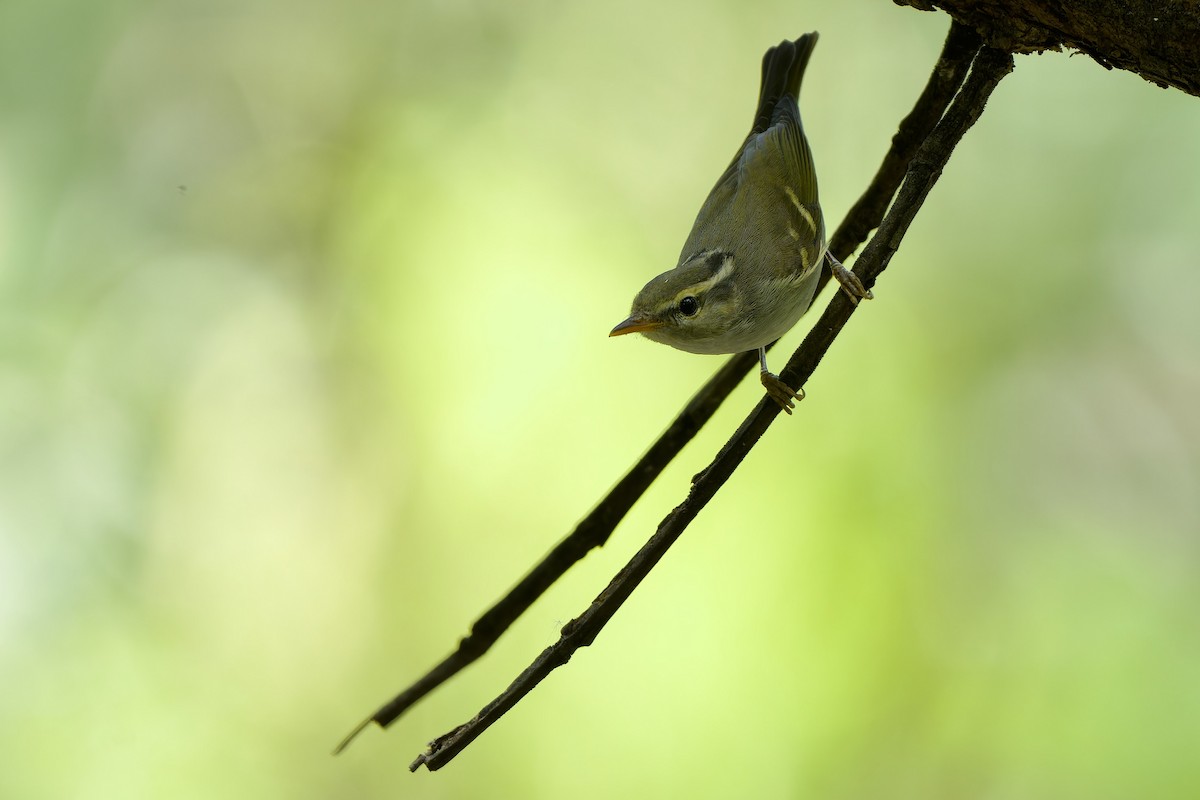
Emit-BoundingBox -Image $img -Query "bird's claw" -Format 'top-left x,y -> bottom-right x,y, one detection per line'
827,252 -> 873,305
761,371 -> 803,415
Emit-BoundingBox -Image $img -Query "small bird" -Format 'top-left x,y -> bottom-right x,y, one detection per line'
610,32 -> 870,413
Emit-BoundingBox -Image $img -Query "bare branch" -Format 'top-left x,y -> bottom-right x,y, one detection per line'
408,38 -> 1015,773
332,20 -> 985,757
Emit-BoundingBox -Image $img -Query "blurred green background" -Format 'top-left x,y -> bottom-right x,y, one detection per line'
3,0 -> 1199,798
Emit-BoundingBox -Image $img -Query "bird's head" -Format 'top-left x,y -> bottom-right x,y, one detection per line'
609,250 -> 748,355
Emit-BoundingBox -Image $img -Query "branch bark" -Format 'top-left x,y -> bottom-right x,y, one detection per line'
333,20 -> 984,757
897,0 -> 1200,97
408,37 -> 1015,774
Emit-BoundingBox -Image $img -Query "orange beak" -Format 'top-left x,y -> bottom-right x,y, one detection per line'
609,316 -> 663,337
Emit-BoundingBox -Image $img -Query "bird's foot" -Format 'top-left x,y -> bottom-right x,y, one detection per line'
827,252 -> 873,305
761,371 -> 803,415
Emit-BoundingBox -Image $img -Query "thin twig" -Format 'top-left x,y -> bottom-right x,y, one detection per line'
825,20 -> 983,264
334,19 -> 984,756
409,40 -> 1015,773
332,353 -> 758,754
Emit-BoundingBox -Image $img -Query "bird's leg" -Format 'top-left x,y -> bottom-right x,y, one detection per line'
758,347 -> 803,415
826,251 -> 874,305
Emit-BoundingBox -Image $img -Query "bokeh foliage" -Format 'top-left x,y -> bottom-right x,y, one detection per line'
2,1 -> 1198,798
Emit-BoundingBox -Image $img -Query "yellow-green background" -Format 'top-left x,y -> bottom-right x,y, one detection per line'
3,1 -> 1198,798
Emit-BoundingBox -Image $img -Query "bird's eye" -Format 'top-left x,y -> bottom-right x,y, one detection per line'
678,296 -> 699,317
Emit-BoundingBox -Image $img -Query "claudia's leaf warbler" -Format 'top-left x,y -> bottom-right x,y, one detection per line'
610,32 -> 870,413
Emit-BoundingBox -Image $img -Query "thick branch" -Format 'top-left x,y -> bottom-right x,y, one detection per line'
332,21 -> 984,756
409,41 -> 1015,773
898,0 -> 1200,97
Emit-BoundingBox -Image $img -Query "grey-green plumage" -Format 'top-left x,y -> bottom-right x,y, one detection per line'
683,33 -> 824,281
611,32 -> 870,412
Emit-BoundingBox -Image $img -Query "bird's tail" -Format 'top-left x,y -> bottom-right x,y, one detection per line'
751,32 -> 818,135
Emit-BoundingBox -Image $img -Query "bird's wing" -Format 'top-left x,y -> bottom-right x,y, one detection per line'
676,35 -> 821,263
748,95 -> 819,205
